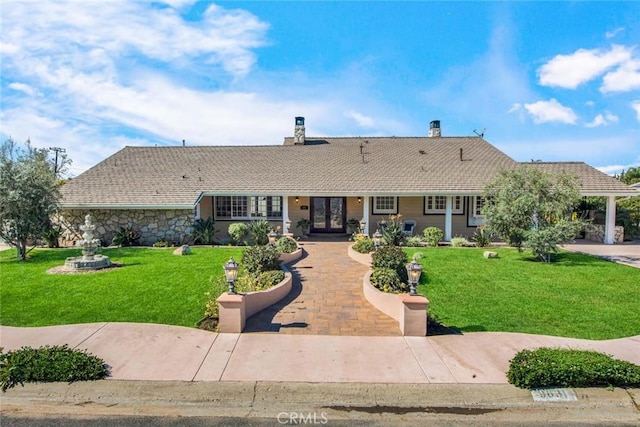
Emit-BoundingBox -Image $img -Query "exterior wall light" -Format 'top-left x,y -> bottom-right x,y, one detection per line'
295,196 -> 299,204
373,229 -> 382,250
406,260 -> 422,296
357,196 -> 362,204
223,258 -> 239,295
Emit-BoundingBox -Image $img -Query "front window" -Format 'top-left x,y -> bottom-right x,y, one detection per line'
424,196 -> 463,214
472,196 -> 485,218
372,196 -> 398,214
216,196 -> 283,220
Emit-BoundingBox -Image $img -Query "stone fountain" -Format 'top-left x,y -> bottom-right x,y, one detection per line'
64,214 -> 112,270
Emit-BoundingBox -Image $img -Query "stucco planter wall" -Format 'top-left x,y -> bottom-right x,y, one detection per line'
347,244 -> 373,266
278,247 -> 303,264
217,264 -> 293,333
363,270 -> 428,336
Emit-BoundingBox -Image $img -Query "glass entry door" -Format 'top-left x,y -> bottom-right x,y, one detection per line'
310,197 -> 346,233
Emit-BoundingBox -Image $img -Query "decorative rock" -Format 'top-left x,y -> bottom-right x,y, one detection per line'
173,245 -> 191,256
483,251 -> 498,259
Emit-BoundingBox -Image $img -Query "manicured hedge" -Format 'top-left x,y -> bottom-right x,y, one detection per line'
507,347 -> 640,389
0,345 -> 109,391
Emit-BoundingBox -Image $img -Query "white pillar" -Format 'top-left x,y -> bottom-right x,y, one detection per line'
362,196 -> 370,235
445,196 -> 452,241
282,196 -> 289,234
604,195 -> 616,244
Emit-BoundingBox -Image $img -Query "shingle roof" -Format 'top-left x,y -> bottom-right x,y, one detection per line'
521,162 -> 636,195
60,137 -> 637,208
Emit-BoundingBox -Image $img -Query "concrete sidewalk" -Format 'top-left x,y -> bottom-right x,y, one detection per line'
1,323 -> 639,384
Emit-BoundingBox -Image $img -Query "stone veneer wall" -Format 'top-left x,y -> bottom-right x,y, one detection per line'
58,209 -> 195,247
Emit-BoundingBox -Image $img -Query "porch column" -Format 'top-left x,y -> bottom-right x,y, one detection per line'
444,196 -> 452,241
604,195 -> 616,244
363,196 -> 370,235
282,196 -> 290,234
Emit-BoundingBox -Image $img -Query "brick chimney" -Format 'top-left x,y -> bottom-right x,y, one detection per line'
428,120 -> 441,137
294,116 -> 305,145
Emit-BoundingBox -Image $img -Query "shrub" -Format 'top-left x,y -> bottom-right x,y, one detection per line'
248,219 -> 271,245
0,345 -> 109,392
253,270 -> 286,291
372,246 -> 408,281
423,227 -> 443,247
275,236 -> 297,253
242,244 -> 280,277
296,218 -> 311,234
111,226 -> 140,247
450,237 -> 470,247
153,240 -> 171,247
228,223 -> 249,245
352,234 -> 375,253
472,226 -> 493,247
370,268 -> 408,293
405,236 -> 424,247
42,222 -> 62,248
382,215 -> 405,247
192,218 -> 216,245
507,348 -> 640,389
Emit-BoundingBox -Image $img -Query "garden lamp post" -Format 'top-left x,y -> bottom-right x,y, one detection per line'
373,229 -> 382,250
223,258 -> 239,295
285,219 -> 292,233
268,230 -> 278,246
359,218 -> 367,235
406,260 -> 422,296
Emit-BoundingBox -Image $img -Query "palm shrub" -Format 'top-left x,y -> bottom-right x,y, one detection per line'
112,226 -> 140,247
228,223 -> 249,245
382,214 -> 405,246
192,218 -> 216,245
248,219 -> 271,245
242,244 -> 280,277
42,222 -> 62,248
472,226 -> 493,247
422,227 -> 443,247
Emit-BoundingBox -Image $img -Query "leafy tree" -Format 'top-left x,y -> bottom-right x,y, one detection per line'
483,166 -> 584,262
0,138 -> 69,260
618,166 -> 640,185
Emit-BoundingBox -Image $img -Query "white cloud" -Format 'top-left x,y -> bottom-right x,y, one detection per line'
345,111 -> 375,128
523,99 -> 577,124
585,112 -> 619,128
601,58 -> 640,93
8,82 -> 36,96
538,45 -> 633,89
632,101 -> 640,121
605,27 -> 625,39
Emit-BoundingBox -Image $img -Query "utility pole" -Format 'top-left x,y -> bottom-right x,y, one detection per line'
48,147 -> 66,175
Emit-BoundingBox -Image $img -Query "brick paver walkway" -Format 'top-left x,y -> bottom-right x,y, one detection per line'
244,240 -> 401,335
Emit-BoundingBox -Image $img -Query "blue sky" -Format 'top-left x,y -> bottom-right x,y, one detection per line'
1,1 -> 639,176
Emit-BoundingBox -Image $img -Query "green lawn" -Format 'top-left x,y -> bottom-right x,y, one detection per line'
405,247 -> 640,340
0,247 -> 243,327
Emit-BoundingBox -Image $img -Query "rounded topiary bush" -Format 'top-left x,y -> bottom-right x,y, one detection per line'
422,227 -> 444,247
275,236 -> 298,253
507,348 -> 640,389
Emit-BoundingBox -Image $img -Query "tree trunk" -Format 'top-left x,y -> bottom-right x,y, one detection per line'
16,239 -> 27,260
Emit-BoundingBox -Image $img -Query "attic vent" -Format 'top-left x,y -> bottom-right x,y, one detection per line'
428,120 -> 441,137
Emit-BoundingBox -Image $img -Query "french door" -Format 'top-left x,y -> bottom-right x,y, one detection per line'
310,197 -> 346,233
